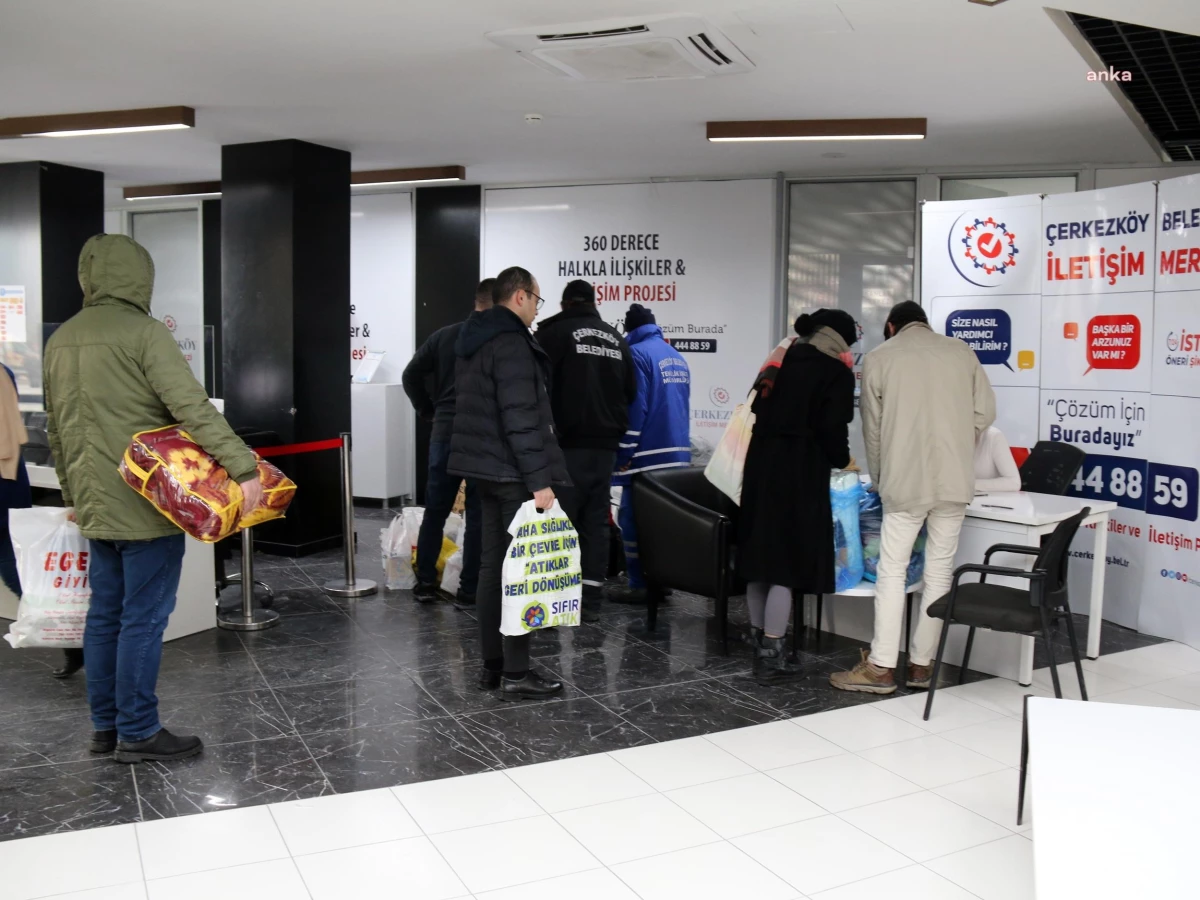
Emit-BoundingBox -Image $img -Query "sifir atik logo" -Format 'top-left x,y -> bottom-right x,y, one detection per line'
948,213 -> 1018,288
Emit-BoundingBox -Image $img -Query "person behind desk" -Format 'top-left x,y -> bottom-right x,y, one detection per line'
975,425 -> 1021,494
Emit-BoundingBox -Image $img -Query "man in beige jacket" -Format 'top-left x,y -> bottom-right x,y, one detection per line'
832,301 -> 996,694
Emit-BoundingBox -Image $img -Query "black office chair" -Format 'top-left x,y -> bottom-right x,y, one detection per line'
922,508 -> 1090,721
630,467 -> 742,653
1019,441 -> 1086,495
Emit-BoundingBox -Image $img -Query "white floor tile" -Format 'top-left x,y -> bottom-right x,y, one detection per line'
475,868 -> 640,900
430,815 -> 599,894
791,704 -> 927,752
938,679 -> 1045,719
270,787 -> 420,856
705,720 -> 842,771
858,735 -> 1007,789
613,841 -> 801,900
811,864 -> 978,900
875,690 -> 1003,734
768,754 -> 921,813
295,836 -> 468,900
667,772 -> 825,838
926,835 -> 1034,900
504,752 -> 654,813
1097,686 -> 1200,711
609,736 -> 753,791
554,793 -> 719,865
1142,671 -> 1200,706
0,825 -> 143,900
1081,650 -> 1190,687
393,770 -> 543,834
1116,641 -> 1200,674
940,716 -> 1024,767
29,883 -> 147,900
733,815 -> 909,895
146,859 -> 309,900
839,791 -> 1010,862
934,769 -> 1031,833
1030,663 -> 1129,699
137,807 -> 288,881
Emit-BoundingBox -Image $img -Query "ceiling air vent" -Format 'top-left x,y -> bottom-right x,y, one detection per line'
487,15 -> 755,81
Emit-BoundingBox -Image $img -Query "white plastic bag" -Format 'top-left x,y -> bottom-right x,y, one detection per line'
500,499 -> 582,635
704,391 -> 755,505
440,517 -> 467,596
381,507 -> 424,590
4,508 -> 91,649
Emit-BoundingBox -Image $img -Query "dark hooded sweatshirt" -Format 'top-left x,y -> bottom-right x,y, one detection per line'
447,305 -> 570,491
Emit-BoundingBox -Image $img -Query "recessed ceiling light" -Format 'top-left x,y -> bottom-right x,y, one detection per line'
707,118 -> 926,142
351,165 -> 466,187
0,106 -> 195,139
124,181 -> 221,201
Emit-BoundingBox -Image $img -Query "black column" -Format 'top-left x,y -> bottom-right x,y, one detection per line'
0,161 -> 103,401
201,199 -> 222,398
413,185 -> 481,504
221,140 -> 351,556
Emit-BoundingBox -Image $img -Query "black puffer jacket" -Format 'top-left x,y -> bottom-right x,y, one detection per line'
401,319 -> 467,443
448,305 -> 570,491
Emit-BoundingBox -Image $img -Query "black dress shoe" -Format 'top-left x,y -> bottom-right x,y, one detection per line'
499,671 -> 563,702
580,606 -> 602,624
454,591 -> 477,610
605,585 -> 648,605
53,648 -> 85,679
90,730 -> 117,754
113,728 -> 203,764
478,667 -> 501,690
412,582 -> 439,603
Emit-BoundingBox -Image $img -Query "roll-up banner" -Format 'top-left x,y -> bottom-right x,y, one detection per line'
483,180 -> 776,461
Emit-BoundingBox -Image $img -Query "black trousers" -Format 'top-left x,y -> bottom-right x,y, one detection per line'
555,448 -> 616,610
476,479 -> 533,673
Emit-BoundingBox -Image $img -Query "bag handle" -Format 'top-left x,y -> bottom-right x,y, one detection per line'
121,448 -> 160,487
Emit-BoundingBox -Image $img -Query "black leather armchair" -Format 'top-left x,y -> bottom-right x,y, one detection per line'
630,467 -> 743,653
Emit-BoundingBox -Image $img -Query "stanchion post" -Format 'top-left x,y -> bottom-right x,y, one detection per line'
217,526 -> 281,631
324,432 -> 378,598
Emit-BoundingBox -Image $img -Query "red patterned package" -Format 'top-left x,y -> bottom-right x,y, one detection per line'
119,425 -> 296,542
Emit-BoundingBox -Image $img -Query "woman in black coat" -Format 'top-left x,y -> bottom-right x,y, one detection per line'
738,309 -> 858,685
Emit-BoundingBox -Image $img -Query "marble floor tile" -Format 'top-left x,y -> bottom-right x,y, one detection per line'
458,697 -> 652,767
304,717 -> 499,793
0,823 -> 142,900
250,640 -> 403,689
407,662 -> 513,717
546,636 -> 710,695
135,736 -> 331,820
155,648 -> 269,698
0,759 -> 140,841
236,610 -> 364,650
594,679 -> 782,742
393,769 -> 543,834
0,706 -> 97,769
274,674 -> 449,734
154,688 -> 296,746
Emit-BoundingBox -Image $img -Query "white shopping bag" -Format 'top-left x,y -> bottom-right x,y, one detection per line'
500,499 -> 582,635
4,508 -> 91,649
381,507 -> 424,590
440,516 -> 467,596
704,391 -> 755,505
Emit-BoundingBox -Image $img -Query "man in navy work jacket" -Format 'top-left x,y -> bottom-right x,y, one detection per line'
609,304 -> 691,604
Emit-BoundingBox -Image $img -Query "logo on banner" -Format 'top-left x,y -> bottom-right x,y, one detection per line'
163,315 -> 177,333
521,603 -> 547,630
710,387 -> 730,407
948,213 -> 1018,287
1165,329 -> 1200,369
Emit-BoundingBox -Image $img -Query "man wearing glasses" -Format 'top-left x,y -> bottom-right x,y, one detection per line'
448,267 -> 570,701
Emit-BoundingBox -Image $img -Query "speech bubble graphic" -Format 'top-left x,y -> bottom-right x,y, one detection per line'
945,308 -> 1014,371
1084,314 -> 1141,375
1064,322 -> 1079,340
1017,350 -> 1035,370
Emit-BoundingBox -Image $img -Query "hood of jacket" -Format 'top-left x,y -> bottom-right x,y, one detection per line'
456,304 -> 531,358
78,233 -> 155,314
537,302 -> 603,331
626,322 -> 664,346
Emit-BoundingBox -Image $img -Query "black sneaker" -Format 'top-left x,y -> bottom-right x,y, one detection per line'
478,667 -> 501,690
412,582 -> 439,603
454,591 -> 476,610
499,671 -> 563,702
113,728 -> 203,764
90,729 -> 117,754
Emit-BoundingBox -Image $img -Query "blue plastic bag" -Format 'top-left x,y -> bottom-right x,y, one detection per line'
859,490 -> 926,587
831,472 -> 865,592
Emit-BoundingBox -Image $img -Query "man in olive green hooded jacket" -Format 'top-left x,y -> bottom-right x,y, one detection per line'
44,233 -> 262,763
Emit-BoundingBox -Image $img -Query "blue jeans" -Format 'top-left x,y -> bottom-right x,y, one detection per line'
618,488 -> 643,589
85,534 -> 185,741
417,441 -> 480,596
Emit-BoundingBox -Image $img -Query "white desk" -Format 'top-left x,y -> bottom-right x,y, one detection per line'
1027,697 -> 1199,899
14,464 -> 216,642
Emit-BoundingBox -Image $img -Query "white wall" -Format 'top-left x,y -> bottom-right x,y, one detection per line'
350,192 -> 415,383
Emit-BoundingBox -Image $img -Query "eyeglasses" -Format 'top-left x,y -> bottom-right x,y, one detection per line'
529,291 -> 545,312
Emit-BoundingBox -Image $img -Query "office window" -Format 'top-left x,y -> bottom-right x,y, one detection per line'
940,176 -> 1077,201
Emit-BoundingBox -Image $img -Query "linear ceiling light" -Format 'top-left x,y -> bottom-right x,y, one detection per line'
706,118 -> 927,142
0,106 -> 195,140
124,181 -> 221,201
967,0 -> 1009,6
351,165 -> 466,186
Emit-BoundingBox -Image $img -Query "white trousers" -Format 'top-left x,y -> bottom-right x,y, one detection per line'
870,501 -> 967,669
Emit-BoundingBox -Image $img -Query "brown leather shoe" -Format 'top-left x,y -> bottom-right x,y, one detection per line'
907,662 -> 934,689
830,650 -> 897,694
